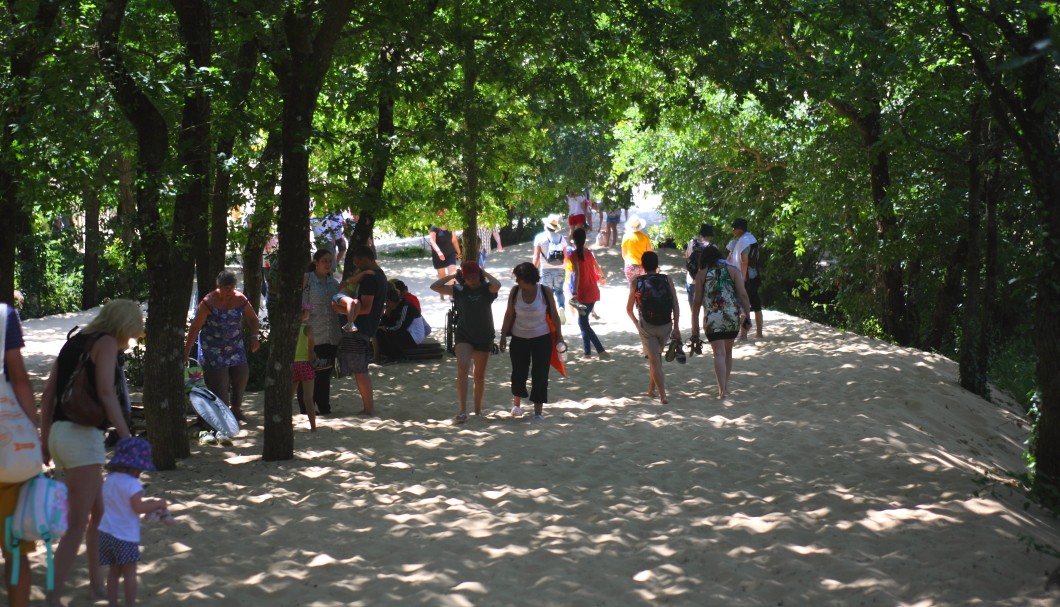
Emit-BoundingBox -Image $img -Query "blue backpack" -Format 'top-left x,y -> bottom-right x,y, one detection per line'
5,473 -> 68,590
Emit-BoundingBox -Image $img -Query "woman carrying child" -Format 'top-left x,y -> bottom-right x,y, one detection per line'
99,437 -> 174,607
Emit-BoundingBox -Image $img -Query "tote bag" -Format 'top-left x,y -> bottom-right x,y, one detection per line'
0,303 -> 43,483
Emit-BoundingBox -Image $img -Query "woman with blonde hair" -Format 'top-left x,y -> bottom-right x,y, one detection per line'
41,299 -> 142,606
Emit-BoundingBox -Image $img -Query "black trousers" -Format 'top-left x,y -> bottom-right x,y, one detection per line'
377,329 -> 415,359
509,333 -> 552,404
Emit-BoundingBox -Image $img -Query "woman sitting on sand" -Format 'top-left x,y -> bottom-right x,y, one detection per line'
691,245 -> 751,399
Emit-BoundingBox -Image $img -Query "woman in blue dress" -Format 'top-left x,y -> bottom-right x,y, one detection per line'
184,270 -> 261,420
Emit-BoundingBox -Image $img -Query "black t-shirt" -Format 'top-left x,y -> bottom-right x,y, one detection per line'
353,269 -> 388,337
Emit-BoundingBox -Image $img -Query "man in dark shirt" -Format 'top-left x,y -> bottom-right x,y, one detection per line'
341,245 -> 387,416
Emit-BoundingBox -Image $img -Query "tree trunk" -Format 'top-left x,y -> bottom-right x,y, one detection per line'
0,0 -> 60,306
831,101 -> 908,345
115,155 -> 138,296
459,30 -> 481,258
243,132 -> 280,315
345,46 -> 397,263
202,41 -> 259,300
958,106 -> 986,395
82,161 -> 106,309
99,0 -> 195,468
944,1 -> 1060,488
263,0 -> 356,461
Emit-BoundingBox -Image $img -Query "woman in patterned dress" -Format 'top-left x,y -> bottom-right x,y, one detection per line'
690,245 -> 751,399
184,270 -> 261,420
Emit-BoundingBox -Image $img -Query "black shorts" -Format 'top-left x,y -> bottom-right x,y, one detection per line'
707,330 -> 739,343
746,276 -> 762,312
455,338 -> 493,353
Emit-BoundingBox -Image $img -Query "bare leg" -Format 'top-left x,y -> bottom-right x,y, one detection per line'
302,379 -> 317,430
454,343 -> 473,415
472,350 -> 491,415
121,562 -> 138,607
87,494 -> 105,598
106,564 -> 120,607
754,310 -> 764,338
47,464 -> 104,606
354,371 -> 374,415
4,553 -> 30,607
724,339 -> 735,389
647,348 -> 667,404
436,268 -> 448,299
710,340 -> 729,399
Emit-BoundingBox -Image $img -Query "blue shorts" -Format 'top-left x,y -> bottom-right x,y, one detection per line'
99,531 -> 140,566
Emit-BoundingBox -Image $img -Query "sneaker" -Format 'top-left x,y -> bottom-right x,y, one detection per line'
511,405 -> 523,418
216,432 -> 234,446
342,321 -> 358,333
598,351 -> 611,360
533,414 -> 545,420
197,430 -> 217,445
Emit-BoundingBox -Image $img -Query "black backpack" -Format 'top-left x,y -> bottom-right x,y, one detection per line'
686,239 -> 708,278
747,242 -> 763,279
635,273 -> 675,325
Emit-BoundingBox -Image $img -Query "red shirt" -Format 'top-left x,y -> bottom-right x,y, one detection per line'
403,292 -> 421,312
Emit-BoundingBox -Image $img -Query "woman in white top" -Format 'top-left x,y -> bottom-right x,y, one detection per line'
499,262 -> 564,420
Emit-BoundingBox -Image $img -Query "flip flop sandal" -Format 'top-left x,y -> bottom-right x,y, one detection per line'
664,340 -> 678,362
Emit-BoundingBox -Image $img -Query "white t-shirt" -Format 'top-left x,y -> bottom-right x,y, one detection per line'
534,231 -> 567,270
567,194 -> 588,217
99,472 -> 145,543
726,233 -> 758,276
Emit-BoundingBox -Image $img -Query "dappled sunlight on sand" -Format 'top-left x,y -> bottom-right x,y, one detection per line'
19,244 -> 1060,606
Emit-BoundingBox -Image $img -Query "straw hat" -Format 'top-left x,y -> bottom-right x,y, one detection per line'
625,216 -> 646,232
542,215 -> 562,232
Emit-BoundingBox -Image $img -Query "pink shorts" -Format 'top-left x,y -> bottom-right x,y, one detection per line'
292,361 -> 315,383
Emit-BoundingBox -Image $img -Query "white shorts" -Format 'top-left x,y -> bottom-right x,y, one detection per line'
48,420 -> 106,469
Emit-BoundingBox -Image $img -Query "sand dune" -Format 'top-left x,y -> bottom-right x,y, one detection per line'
17,239 -> 1059,606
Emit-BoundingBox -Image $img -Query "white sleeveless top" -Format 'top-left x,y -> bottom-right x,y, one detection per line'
511,285 -> 550,339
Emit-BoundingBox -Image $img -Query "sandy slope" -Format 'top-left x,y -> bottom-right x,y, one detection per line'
16,234 -> 1060,606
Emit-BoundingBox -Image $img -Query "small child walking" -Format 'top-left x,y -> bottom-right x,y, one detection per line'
293,304 -> 317,431
99,437 -> 173,607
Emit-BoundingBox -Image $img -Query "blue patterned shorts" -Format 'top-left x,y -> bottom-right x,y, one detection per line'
99,531 -> 140,566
